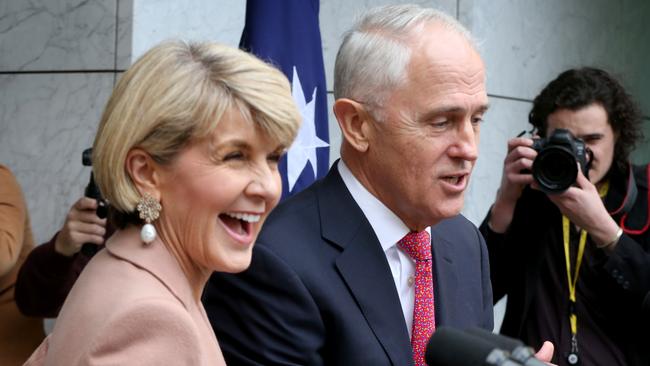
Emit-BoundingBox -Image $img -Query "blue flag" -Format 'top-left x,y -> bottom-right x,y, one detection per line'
240,0 -> 330,200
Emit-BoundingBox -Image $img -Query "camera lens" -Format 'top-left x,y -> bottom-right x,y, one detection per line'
532,147 -> 578,193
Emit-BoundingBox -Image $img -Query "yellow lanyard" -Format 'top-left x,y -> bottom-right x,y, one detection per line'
562,180 -> 609,336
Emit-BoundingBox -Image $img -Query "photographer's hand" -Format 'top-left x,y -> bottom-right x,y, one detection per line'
546,169 -> 620,251
54,197 -> 107,257
489,137 -> 537,233
535,341 -> 556,365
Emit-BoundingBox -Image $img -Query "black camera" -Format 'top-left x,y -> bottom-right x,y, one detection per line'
531,128 -> 589,194
82,148 -> 108,256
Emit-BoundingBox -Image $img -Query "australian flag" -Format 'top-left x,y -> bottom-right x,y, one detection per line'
240,0 -> 330,200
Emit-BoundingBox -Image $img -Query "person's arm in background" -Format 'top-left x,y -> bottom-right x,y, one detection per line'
479,137 -> 537,303
546,168 -> 650,301
486,137 -> 537,233
0,165 -> 27,280
15,197 -> 106,317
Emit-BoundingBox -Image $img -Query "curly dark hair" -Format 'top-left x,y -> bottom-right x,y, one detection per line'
529,67 -> 643,170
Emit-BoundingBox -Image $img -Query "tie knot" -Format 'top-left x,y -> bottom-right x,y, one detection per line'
398,231 -> 431,261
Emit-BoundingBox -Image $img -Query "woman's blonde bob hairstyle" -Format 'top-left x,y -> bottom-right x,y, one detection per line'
92,40 -> 300,223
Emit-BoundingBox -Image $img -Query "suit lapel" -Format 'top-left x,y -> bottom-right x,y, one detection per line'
318,164 -> 413,366
430,229 -> 457,326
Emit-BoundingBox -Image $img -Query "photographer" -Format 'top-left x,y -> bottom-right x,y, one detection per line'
16,149 -> 111,318
481,67 -> 649,366
14,196 -> 110,318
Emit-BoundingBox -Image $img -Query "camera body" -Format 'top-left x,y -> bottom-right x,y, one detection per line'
531,128 -> 589,194
82,149 -> 103,203
81,148 -> 107,256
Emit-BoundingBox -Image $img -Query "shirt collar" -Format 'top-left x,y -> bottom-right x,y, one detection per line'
337,160 -> 431,252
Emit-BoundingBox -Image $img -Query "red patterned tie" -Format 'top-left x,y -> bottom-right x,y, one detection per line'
398,231 -> 435,366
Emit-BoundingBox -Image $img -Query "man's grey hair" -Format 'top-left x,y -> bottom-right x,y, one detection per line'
333,4 -> 476,117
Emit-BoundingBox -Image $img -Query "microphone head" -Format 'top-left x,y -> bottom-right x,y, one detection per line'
465,328 -> 547,366
464,327 -> 524,351
425,327 -> 511,366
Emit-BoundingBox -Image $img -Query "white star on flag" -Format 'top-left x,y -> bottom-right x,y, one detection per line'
286,66 -> 329,192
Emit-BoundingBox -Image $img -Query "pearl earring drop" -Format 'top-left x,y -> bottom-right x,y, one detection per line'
136,193 -> 161,245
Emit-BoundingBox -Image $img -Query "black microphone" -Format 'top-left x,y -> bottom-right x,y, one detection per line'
425,327 -> 522,366
465,327 -> 547,366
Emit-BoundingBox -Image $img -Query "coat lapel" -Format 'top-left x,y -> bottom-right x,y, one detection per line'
318,164 -> 413,366
429,229 -> 457,326
105,226 -> 193,309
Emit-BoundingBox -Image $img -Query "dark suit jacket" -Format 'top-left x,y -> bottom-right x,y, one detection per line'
203,163 -> 493,366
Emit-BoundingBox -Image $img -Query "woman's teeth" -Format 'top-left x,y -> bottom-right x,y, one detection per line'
225,212 -> 261,223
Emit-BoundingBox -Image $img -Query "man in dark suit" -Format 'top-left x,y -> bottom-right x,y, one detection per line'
204,4 -> 494,365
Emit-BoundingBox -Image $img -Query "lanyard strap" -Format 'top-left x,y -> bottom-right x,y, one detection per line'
561,180 -> 610,337
562,216 -> 587,335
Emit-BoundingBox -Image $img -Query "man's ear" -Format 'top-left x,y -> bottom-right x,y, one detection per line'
333,98 -> 372,152
125,148 -> 161,199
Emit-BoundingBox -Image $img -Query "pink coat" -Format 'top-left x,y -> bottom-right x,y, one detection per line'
24,226 -> 226,365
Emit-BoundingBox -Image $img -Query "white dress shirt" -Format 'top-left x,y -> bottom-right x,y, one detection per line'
338,160 -> 431,339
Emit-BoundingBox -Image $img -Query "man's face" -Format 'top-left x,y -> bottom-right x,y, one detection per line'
362,25 -> 488,231
546,103 -> 616,186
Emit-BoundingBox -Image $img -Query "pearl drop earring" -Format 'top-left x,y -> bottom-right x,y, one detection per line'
136,193 -> 161,244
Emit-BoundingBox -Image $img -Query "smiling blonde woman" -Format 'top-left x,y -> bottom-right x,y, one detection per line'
25,40 -> 300,366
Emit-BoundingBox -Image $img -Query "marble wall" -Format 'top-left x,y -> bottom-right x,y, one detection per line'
1,0 -> 648,331
130,0 -> 245,60
0,0 -> 131,246
0,0 -> 245,244
461,0 -> 650,225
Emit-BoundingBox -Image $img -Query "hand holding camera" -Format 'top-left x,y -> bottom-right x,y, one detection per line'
544,165 -> 621,248
491,129 -> 590,233
489,136 -> 538,233
53,149 -> 108,257
492,129 -> 619,245
54,197 -> 107,257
